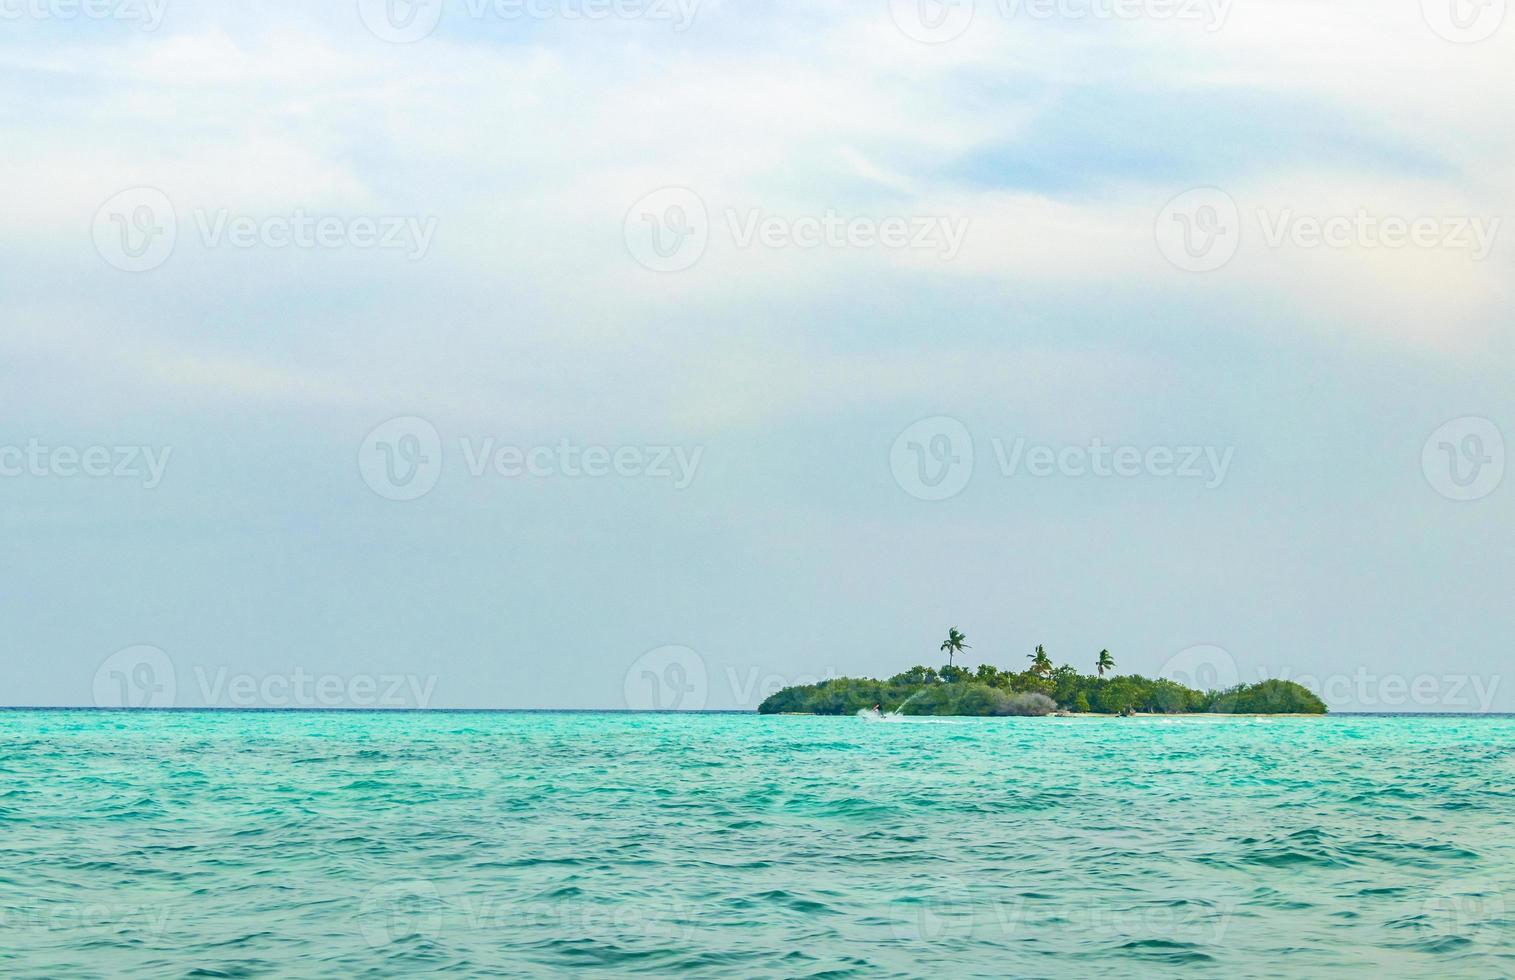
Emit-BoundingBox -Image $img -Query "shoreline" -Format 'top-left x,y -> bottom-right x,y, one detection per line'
773,711 -> 1331,718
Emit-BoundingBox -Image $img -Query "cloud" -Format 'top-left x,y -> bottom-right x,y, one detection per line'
2,0 -> 1511,432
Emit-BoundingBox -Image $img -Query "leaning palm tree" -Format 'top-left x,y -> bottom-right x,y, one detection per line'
1028,645 -> 1053,678
940,628 -> 969,667
1096,649 -> 1115,677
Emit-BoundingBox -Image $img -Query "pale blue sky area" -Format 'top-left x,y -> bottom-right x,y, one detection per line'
2,1 -> 1512,711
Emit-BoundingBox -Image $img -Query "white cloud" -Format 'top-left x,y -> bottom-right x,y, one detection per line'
2,0 -> 1511,429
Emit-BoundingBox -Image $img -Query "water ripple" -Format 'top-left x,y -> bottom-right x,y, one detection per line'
1,711 -> 1513,977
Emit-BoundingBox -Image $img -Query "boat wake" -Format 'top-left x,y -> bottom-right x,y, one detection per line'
856,690 -> 925,722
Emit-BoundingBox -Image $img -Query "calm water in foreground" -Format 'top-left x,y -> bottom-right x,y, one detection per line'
2,711 -> 1513,978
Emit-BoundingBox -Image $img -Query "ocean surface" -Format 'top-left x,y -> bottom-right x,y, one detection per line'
2,711 -> 1513,978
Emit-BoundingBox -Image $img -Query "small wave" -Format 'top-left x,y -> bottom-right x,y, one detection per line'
1113,939 -> 1216,964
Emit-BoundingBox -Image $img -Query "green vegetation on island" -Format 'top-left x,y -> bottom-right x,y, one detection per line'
758,628 -> 1328,717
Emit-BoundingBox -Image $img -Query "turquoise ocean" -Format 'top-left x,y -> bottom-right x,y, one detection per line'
2,711 -> 1512,978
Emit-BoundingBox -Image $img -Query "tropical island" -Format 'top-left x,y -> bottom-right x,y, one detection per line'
758,628 -> 1327,716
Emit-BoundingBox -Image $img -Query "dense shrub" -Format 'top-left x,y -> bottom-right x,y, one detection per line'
1201,679 -> 1328,714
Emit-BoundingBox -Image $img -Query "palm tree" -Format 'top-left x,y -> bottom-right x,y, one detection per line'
1028,644 -> 1053,678
940,628 -> 969,667
1096,649 -> 1115,677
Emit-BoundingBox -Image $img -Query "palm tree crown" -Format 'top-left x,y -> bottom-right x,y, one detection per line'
1028,644 -> 1053,677
1096,649 -> 1115,677
940,628 -> 969,667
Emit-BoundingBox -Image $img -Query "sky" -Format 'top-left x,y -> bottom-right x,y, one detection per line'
1,0 -> 1512,711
